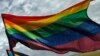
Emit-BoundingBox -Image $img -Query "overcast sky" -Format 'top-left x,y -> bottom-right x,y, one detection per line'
0,0 -> 100,56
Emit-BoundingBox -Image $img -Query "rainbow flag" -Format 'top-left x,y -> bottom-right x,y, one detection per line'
1,0 -> 100,55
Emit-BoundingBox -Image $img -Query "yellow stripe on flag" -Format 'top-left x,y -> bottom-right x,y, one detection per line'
76,50 -> 100,56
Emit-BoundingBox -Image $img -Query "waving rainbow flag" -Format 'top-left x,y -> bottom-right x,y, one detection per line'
1,0 -> 100,56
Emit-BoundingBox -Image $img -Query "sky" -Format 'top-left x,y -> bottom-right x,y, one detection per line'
0,0 -> 100,56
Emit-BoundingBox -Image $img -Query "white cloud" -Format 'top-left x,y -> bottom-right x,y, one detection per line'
88,0 -> 100,24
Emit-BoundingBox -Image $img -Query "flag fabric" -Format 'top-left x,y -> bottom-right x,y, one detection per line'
76,50 -> 100,56
6,50 -> 28,56
1,0 -> 100,56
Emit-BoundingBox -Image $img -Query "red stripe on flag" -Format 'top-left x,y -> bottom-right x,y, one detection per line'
2,14 -> 53,24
